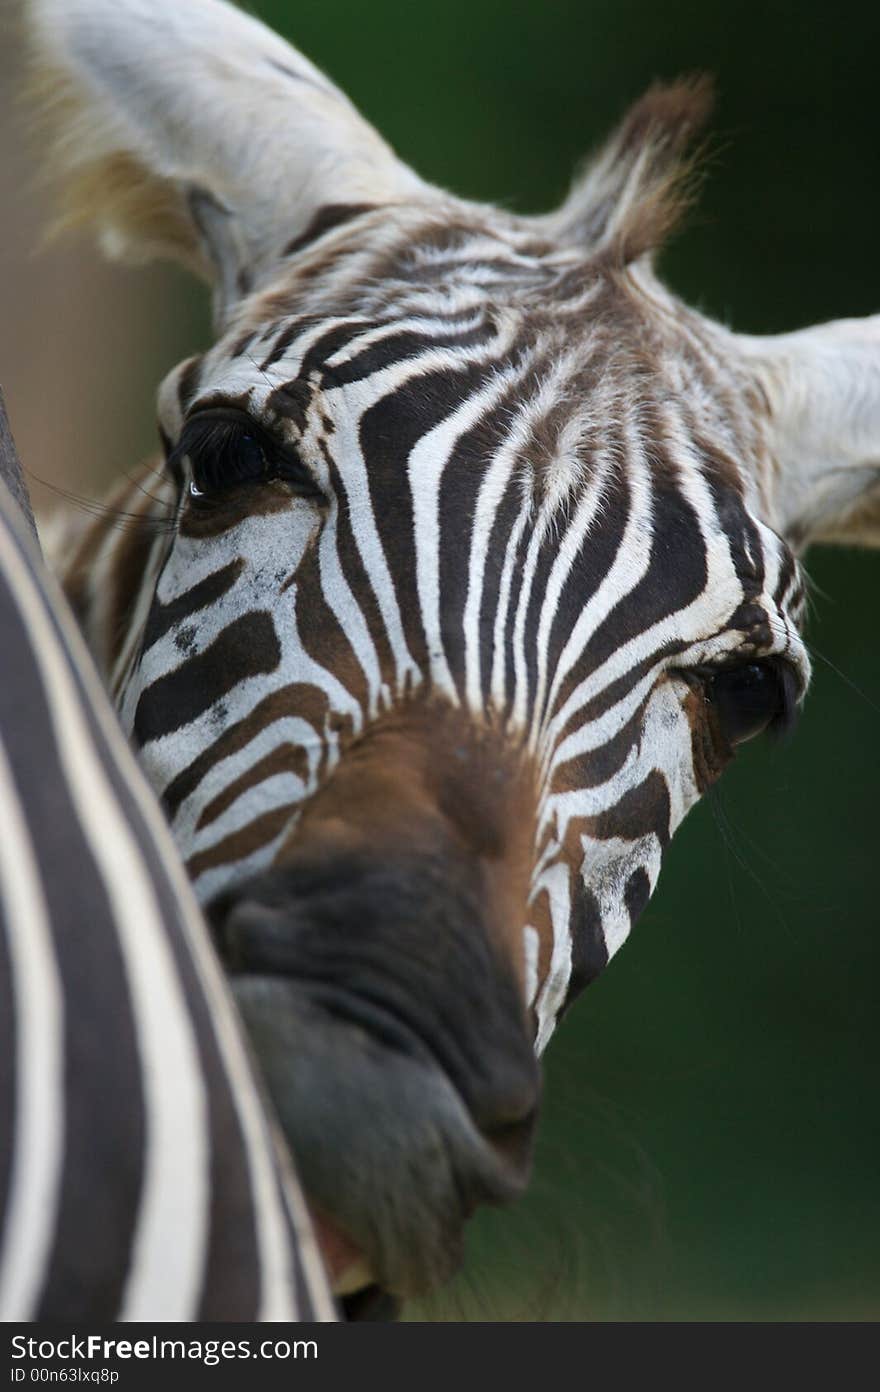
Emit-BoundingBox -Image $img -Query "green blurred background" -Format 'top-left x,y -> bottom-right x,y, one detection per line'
2,0 -> 879,1321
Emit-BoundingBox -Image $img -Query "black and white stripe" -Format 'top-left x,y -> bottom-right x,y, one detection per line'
0,456 -> 334,1320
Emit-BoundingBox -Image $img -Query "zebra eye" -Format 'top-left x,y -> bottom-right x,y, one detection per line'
705,659 -> 799,747
172,408 -> 317,499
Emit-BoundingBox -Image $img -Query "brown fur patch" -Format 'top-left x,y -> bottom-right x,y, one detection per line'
275,700 -> 540,991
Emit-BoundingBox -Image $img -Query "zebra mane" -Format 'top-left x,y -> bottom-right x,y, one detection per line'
553,76 -> 714,265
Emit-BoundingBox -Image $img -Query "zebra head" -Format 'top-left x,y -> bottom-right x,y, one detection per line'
30,0 -> 880,1304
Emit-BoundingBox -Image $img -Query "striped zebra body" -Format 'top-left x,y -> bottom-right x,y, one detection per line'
27,0 -> 880,1303
0,458 -> 334,1319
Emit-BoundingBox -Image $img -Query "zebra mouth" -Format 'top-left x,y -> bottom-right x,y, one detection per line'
207,852 -> 540,1305
308,1205 -> 373,1294
225,972 -> 533,1304
307,1207 -> 401,1320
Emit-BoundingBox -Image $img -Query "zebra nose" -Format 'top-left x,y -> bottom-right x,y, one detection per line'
211,885 -> 541,1174
206,850 -> 543,1296
206,850 -> 541,1168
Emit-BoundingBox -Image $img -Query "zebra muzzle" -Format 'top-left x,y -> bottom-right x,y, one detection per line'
207,840 -> 540,1302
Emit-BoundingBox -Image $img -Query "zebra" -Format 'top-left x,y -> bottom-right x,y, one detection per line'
0,399 -> 334,1321
25,0 -> 880,1309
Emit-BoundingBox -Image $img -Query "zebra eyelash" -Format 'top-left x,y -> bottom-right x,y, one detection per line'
166,407 -> 321,501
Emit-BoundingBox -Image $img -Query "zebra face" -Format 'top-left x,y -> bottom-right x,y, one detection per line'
130,253 -> 813,1031
108,238 -> 810,1296
32,0 -> 880,1307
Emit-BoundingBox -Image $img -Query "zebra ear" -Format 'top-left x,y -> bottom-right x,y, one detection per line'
25,0 -> 426,322
739,316 -> 880,550
547,78 -> 713,264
